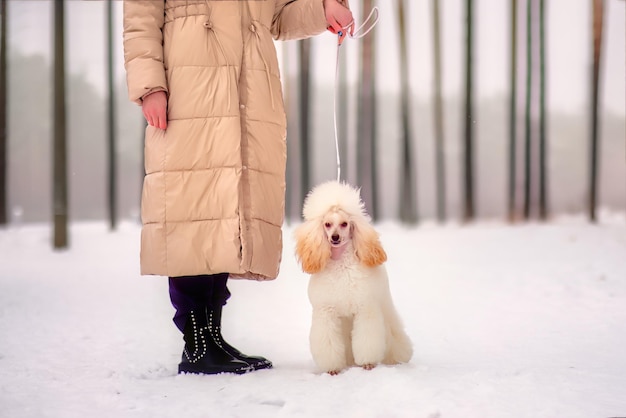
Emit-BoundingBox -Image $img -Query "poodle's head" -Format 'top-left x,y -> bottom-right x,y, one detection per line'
294,181 -> 387,274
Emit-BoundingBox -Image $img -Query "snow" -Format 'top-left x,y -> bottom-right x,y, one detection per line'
1,216 -> 626,418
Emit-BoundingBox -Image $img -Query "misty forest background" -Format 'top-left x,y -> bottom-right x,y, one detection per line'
0,1 -> 624,246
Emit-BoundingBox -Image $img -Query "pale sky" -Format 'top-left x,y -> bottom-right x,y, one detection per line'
6,0 -> 626,116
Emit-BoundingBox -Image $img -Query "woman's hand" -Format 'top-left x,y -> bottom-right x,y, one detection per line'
142,90 -> 168,130
323,0 -> 354,45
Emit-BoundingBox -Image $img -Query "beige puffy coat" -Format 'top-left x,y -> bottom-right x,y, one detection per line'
123,0 -> 327,279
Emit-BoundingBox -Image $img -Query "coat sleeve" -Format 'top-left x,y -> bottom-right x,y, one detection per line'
123,0 -> 167,105
272,0 -> 328,41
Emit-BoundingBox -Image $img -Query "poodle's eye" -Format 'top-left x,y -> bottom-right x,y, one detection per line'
340,222 -> 348,228
324,222 -> 331,229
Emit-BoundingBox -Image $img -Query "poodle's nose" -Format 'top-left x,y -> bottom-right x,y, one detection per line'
331,234 -> 340,242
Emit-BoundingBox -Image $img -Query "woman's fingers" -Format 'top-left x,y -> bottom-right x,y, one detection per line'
157,115 -> 167,130
347,20 -> 355,37
142,91 -> 168,130
327,17 -> 342,35
155,105 -> 167,130
324,0 -> 354,43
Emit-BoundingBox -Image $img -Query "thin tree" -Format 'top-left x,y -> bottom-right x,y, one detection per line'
284,44 -> 295,222
462,0 -> 474,221
523,0 -> 545,221
538,0 -> 547,220
508,0 -> 518,222
432,0 -> 446,223
357,0 -> 378,219
338,24 -> 349,184
523,0 -> 532,220
106,0 -> 117,230
298,38 -> 312,207
398,0 -> 417,224
0,0 -> 7,225
139,118 -> 146,222
589,0 -> 604,222
53,0 -> 68,248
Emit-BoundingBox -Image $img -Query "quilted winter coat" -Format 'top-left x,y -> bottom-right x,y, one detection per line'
123,0 -> 327,280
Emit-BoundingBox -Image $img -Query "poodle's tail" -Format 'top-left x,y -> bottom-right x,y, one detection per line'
383,309 -> 413,364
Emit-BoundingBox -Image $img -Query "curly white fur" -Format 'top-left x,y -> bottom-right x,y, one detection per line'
294,181 -> 413,374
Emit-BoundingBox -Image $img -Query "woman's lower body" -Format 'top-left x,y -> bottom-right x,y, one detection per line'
169,273 -> 272,374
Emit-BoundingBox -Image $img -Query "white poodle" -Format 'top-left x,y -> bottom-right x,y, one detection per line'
294,181 -> 413,375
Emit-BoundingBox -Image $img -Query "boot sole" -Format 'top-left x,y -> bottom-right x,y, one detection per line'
249,360 -> 273,371
178,363 -> 253,375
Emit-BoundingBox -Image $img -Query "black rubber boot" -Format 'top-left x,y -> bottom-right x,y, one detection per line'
212,305 -> 273,370
178,307 -> 252,375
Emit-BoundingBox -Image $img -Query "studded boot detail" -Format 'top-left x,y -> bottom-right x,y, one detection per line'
211,305 -> 273,370
178,307 -> 252,375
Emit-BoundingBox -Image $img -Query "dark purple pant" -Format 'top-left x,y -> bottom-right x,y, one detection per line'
168,273 -> 231,332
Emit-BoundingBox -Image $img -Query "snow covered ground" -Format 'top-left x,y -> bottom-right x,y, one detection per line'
1,215 -> 625,418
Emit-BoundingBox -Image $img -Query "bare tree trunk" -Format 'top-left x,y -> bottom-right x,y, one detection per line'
398,0 -> 417,224
523,0 -> 532,220
538,0 -> 547,220
338,32 -> 349,184
357,0 -> 378,219
299,39 -> 311,206
462,0 -> 475,222
284,44 -> 295,223
139,118 -> 146,223
106,0 -> 117,230
524,0 -> 545,221
589,0 -> 604,222
432,0 -> 446,223
0,0 -> 7,225
53,0 -> 68,248
521,0 -> 546,221
508,0 -> 518,222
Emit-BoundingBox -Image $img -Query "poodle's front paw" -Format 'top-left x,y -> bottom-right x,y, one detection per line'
328,369 -> 341,376
361,363 -> 376,371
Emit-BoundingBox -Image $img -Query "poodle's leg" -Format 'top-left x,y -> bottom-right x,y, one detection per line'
351,307 -> 386,369
341,317 -> 355,366
310,308 -> 348,374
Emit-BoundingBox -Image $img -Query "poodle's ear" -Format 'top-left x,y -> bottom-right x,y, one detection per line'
352,217 -> 387,268
294,219 -> 331,274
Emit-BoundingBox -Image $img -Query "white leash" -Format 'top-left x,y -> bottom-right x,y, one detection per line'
333,6 -> 380,182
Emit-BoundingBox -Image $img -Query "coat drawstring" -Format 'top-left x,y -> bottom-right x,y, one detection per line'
204,20 -> 232,112
201,0 -> 232,111
200,4 -> 273,112
181,0 -> 188,28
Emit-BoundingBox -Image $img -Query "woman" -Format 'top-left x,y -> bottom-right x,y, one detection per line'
123,0 -> 354,374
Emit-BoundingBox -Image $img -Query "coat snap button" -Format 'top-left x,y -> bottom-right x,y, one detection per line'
240,104 -> 245,109
249,24 -> 256,33
203,21 -> 212,29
